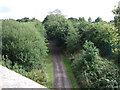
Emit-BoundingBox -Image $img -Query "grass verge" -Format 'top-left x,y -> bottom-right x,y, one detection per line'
61,55 -> 79,88
45,54 -> 53,88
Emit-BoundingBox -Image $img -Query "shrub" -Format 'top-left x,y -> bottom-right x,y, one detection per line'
2,20 -> 48,71
25,69 -> 47,85
65,26 -> 80,53
24,20 -> 46,37
78,22 -> 119,56
72,40 -> 120,88
2,19 -> 48,85
2,55 -> 47,85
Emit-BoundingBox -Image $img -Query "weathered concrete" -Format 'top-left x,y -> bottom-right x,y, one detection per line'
0,65 -> 48,90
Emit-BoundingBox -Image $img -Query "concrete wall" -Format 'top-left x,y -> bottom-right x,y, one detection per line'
0,65 -> 49,90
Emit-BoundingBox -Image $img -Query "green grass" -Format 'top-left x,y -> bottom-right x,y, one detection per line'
45,54 -> 53,88
61,55 -> 79,88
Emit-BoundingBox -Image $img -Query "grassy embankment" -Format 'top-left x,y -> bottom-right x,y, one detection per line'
45,53 -> 53,88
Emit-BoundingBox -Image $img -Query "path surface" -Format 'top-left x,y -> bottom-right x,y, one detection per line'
49,41 -> 71,89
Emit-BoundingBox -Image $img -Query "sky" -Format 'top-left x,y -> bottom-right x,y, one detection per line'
0,0 -> 119,22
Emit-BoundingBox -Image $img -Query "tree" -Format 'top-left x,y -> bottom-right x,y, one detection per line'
43,14 -> 74,47
79,17 -> 86,22
95,17 -> 103,22
16,17 -> 36,22
68,17 -> 79,29
66,27 -> 80,53
2,19 -> 48,85
113,5 -> 120,61
68,17 -> 79,22
2,20 -> 48,71
16,17 -> 30,22
78,21 -> 119,56
88,17 -> 92,22
113,7 -> 120,34
72,40 -> 120,88
31,18 -> 36,21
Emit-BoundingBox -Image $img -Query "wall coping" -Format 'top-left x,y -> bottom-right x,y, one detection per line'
0,65 -> 48,89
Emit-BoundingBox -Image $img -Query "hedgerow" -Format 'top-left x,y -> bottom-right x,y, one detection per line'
72,41 -> 120,88
2,19 -> 48,85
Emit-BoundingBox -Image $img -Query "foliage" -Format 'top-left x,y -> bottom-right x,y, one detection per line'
24,20 -> 46,36
2,20 -> 48,71
66,28 -> 80,53
16,17 -> 36,22
81,41 -> 99,61
79,17 -> 86,22
25,69 -> 47,85
2,19 -> 48,85
68,17 -> 79,22
72,40 -> 120,88
88,17 -> 92,22
95,17 -> 103,22
68,17 -> 79,29
113,7 -> 120,32
43,14 -> 74,47
44,14 -> 119,56
78,21 -> 119,56
2,55 -> 47,86
113,7 -> 120,60
43,53 -> 53,88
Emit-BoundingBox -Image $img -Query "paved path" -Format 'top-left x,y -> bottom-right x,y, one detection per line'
49,41 -> 71,89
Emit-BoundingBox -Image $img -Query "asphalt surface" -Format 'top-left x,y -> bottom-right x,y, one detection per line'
49,41 -> 71,89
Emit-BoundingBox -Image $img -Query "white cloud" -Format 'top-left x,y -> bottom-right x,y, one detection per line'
0,0 -> 119,21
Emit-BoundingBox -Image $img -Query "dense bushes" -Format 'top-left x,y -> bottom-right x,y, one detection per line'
43,14 -> 119,55
113,7 -> 120,61
65,28 -> 80,53
43,14 -> 74,47
72,41 -> 120,88
24,20 -> 46,37
65,19 -> 120,88
78,22 -> 119,56
43,14 -> 82,52
65,19 -> 119,56
2,19 -> 48,85
43,13 -> 120,88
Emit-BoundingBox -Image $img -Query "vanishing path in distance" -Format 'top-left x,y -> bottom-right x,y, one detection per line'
49,41 -> 71,89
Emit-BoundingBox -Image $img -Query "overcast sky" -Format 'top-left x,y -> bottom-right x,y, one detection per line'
0,0 -> 119,21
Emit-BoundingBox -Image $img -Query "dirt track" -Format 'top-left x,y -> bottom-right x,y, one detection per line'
49,41 -> 71,89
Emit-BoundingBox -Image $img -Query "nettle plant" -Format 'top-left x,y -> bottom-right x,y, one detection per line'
82,40 -> 99,61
